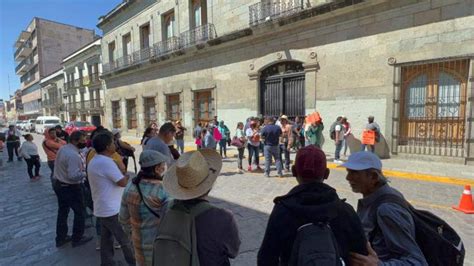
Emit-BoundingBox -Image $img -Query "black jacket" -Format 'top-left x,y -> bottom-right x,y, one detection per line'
257,182 -> 368,266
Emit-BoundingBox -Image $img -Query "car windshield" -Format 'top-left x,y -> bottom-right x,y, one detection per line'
30,120 -> 35,123
75,121 -> 91,127
45,120 -> 60,124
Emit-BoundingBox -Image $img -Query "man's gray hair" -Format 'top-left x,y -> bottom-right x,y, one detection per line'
367,168 -> 388,185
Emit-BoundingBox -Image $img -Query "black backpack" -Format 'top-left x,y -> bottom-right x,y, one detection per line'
370,194 -> 465,266
284,201 -> 344,266
289,222 -> 344,266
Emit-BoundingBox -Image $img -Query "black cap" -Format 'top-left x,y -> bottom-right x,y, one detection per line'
55,125 -> 62,129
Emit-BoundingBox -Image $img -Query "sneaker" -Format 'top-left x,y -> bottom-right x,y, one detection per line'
333,159 -> 343,164
114,242 -> 121,249
247,166 -> 252,172
95,239 -> 101,251
56,236 -> 72,248
72,235 -> 93,248
264,173 -> 270,178
17,157 -> 22,161
278,174 -> 284,178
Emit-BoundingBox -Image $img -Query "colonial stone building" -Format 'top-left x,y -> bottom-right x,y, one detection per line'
98,0 -> 474,164
62,39 -> 105,126
40,69 -> 67,121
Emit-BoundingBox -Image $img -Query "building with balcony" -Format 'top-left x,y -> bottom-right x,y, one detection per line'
5,90 -> 23,122
62,39 -> 104,126
98,0 -> 474,164
40,69 -> 67,121
13,17 -> 96,119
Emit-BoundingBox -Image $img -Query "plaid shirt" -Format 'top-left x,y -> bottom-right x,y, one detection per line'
119,179 -> 169,266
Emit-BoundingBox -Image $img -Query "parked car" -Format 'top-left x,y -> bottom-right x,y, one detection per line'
16,120 -> 25,130
65,121 -> 96,135
35,116 -> 61,134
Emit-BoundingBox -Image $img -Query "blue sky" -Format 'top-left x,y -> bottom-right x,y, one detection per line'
0,0 -> 121,101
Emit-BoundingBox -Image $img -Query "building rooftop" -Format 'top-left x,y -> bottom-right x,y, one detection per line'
40,69 -> 64,85
62,38 -> 101,63
97,0 -> 134,28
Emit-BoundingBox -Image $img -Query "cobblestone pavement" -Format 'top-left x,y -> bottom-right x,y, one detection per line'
1,132 -> 473,265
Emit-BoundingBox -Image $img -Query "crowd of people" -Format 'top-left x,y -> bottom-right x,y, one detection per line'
2,112 -> 460,266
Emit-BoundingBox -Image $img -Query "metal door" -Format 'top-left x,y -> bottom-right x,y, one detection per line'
260,73 -> 305,118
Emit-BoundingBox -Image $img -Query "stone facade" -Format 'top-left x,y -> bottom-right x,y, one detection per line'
98,0 -> 474,163
40,70 -> 67,121
62,39 -> 105,126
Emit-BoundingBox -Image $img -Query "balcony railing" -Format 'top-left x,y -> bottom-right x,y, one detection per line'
14,42 -> 33,61
43,98 -> 61,108
249,0 -> 364,26
179,23 -> 217,49
83,73 -> 100,86
249,0 -> 304,26
15,58 -> 32,74
68,99 -> 103,112
73,78 -> 83,88
64,81 -> 75,90
102,24 -> 216,75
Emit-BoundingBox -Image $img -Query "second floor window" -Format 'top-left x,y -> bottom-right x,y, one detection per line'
140,23 -> 151,49
163,11 -> 175,40
108,41 -> 115,63
123,33 -> 132,57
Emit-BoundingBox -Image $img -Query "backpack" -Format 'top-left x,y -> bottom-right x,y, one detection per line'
153,200 -> 213,266
289,222 -> 344,266
283,201 -> 344,266
329,122 -> 340,140
369,194 -> 465,266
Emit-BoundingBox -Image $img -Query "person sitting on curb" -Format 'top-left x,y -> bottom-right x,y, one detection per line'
154,149 -> 241,265
258,145 -> 367,265
342,151 -> 427,265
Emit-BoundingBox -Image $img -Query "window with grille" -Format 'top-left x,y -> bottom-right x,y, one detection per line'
166,94 -> 180,121
194,90 -> 212,125
126,99 -> 137,129
111,100 -> 121,128
144,97 -> 156,127
399,59 -> 468,150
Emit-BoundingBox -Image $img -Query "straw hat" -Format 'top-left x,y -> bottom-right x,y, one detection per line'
280,115 -> 288,120
163,149 -> 222,200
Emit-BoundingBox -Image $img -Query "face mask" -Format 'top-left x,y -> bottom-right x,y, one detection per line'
76,143 -> 87,149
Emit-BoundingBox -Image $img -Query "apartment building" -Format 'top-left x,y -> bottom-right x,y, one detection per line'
5,90 -> 23,121
13,17 -> 96,119
40,69 -> 67,121
62,39 -> 104,126
98,0 -> 474,164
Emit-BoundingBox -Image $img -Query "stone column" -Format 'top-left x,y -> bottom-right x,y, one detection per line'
390,61 -> 402,156
136,96 -> 144,134
121,98 -> 127,131
302,61 -> 319,113
465,59 -> 474,165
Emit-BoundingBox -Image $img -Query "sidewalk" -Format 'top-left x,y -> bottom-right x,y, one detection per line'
122,136 -> 474,183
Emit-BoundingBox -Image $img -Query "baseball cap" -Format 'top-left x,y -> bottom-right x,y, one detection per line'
139,150 -> 168,168
293,145 -> 327,179
341,151 -> 382,171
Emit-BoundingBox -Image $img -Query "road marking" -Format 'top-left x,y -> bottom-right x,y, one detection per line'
327,163 -> 474,187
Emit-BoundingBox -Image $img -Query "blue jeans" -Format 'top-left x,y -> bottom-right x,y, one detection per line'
176,139 -> 184,154
264,145 -> 282,176
279,143 -> 290,170
335,141 -> 343,160
247,144 -> 260,167
219,139 -> 227,157
361,144 -> 375,153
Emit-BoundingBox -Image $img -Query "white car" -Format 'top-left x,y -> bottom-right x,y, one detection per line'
24,119 -> 36,132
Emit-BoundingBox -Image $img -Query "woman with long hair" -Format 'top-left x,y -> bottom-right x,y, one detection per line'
119,150 -> 169,266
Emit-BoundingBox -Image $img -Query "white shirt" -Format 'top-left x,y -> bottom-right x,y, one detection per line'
88,154 -> 125,217
19,141 -> 38,159
246,128 -> 260,147
54,144 -> 86,184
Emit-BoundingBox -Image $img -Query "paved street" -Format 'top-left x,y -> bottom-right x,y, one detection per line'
1,131 -> 473,265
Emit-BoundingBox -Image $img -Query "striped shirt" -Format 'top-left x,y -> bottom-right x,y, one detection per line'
119,178 -> 169,266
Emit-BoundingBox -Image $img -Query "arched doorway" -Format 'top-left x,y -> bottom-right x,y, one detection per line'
259,61 -> 305,118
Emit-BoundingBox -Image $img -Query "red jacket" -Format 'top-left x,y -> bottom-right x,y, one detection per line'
42,132 -> 66,161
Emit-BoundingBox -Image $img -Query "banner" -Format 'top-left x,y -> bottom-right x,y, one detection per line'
361,130 -> 375,145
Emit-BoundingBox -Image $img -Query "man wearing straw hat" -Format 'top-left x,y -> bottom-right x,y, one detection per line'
154,149 -> 241,265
